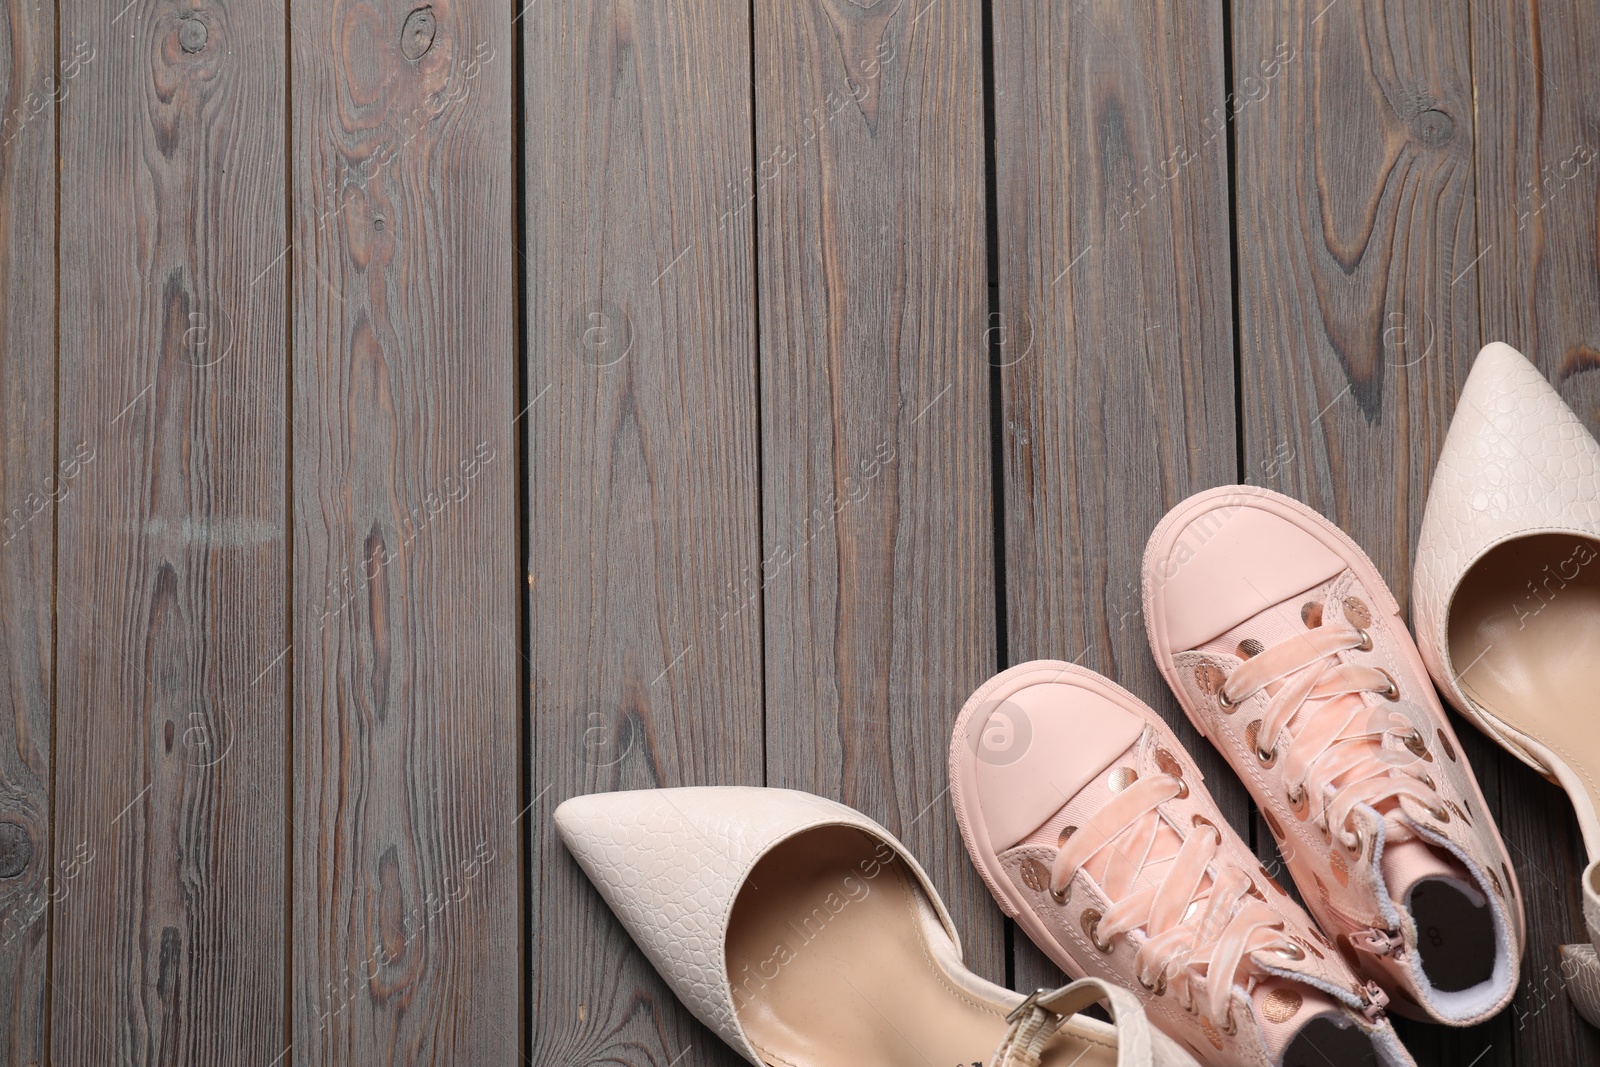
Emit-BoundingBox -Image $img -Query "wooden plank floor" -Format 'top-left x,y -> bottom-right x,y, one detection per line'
0,1 -> 1597,1064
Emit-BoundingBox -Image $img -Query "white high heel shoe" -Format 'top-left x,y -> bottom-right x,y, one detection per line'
1413,341 -> 1600,1023
554,786 -> 1201,1067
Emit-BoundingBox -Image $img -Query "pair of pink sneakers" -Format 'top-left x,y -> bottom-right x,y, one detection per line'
951,484 -> 1522,1067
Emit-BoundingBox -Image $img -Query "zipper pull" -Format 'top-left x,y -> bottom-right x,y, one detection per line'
1351,927 -> 1405,958
1360,980 -> 1390,1022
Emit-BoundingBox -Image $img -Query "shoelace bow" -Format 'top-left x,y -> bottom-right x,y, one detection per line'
1048,773 -> 1301,1029
1220,616 -> 1445,855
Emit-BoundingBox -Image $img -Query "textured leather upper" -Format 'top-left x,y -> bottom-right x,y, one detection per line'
1413,342 -> 1600,746
558,786 -> 1202,1067
553,787 -> 960,1065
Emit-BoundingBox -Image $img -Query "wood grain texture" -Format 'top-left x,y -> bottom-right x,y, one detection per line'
752,0 -> 1001,983
0,0 -> 55,1059
1469,2 -> 1600,1061
290,1 -> 519,1061
52,0 -> 288,1062
523,2 -> 763,1063
990,0 -> 1242,994
1232,2 -> 1493,1062
1234,0 -> 1477,595
1473,0 -> 1600,425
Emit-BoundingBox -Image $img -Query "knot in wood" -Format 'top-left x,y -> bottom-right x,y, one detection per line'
1418,109 -> 1454,147
179,15 -> 208,53
0,822 -> 31,878
402,7 -> 437,61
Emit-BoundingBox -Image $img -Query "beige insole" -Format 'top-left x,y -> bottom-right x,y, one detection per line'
1450,534 -> 1600,834
726,826 -> 1117,1067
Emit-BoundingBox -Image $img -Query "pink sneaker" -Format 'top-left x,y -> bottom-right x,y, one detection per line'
1142,486 -> 1523,1027
951,660 -> 1418,1067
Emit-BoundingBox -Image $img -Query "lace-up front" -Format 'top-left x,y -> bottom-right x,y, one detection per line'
1049,773 -> 1301,1029
1220,612 -> 1444,850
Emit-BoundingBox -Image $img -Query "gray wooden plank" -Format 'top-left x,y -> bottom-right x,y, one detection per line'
991,0 -> 1242,996
1470,0 -> 1600,1061
289,2 -> 520,1061
1232,1 -> 1497,1062
0,0 -> 56,1058
52,1 -> 288,1061
1233,0 -> 1477,591
523,2 -> 763,1064
752,0 -> 1002,985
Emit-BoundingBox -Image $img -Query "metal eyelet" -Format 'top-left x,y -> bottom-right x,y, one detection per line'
1355,628 -> 1374,652
1343,826 -> 1365,858
1377,668 -> 1400,701
1244,717 -> 1280,768
1287,784 -> 1309,818
1274,942 -> 1306,961
1139,971 -> 1168,996
1050,884 -> 1069,905
1404,728 -> 1434,762
1082,909 -> 1115,953
1154,749 -> 1189,799
1429,804 -> 1452,824
1218,688 -> 1238,710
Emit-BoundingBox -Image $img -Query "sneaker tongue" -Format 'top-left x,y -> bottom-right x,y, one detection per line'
1381,837 -> 1469,907
1252,978 -> 1345,1066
